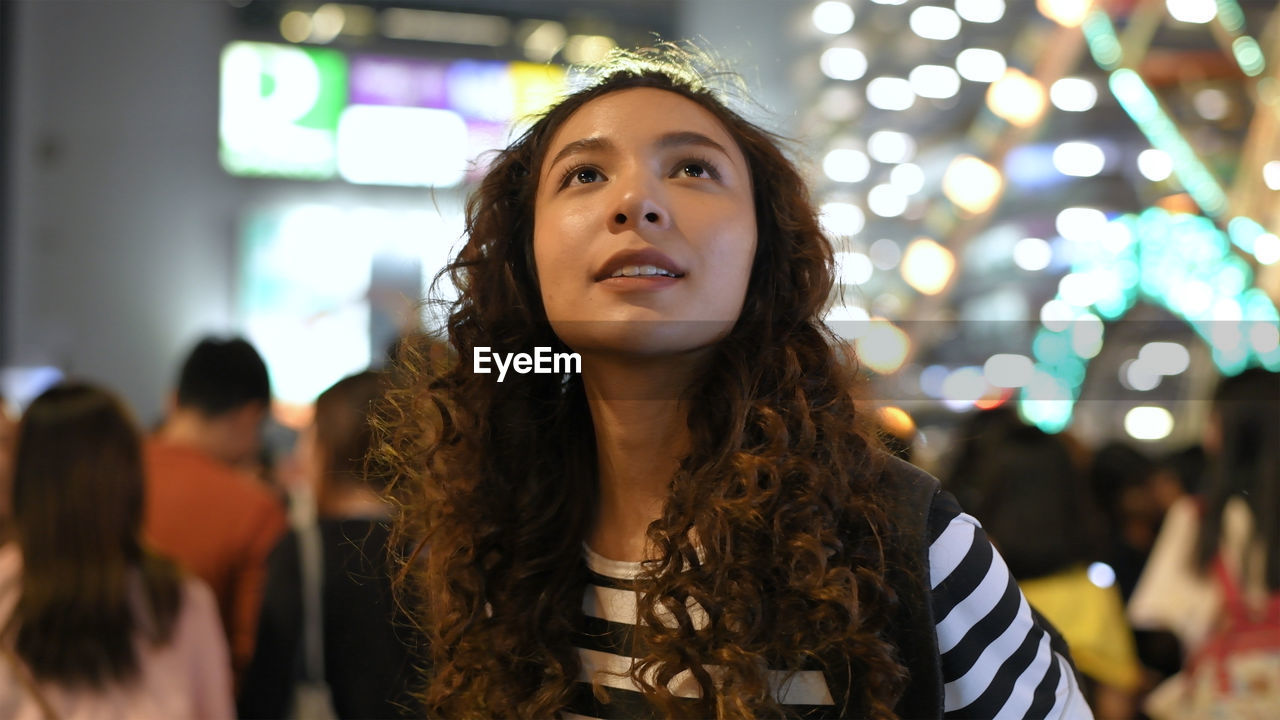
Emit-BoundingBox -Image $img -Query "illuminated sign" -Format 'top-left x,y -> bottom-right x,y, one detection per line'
219,41 -> 566,186
220,42 -> 347,179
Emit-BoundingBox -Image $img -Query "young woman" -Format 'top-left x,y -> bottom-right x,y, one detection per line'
0,382 -> 233,719
378,47 -> 1091,719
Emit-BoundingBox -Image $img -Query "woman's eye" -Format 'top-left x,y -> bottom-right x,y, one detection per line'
682,163 -> 708,178
571,167 -> 601,185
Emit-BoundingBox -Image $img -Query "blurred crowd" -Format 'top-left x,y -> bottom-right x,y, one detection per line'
0,334 -> 1275,720
0,337 -> 424,719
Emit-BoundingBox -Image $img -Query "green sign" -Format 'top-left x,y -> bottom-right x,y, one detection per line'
219,42 -> 348,179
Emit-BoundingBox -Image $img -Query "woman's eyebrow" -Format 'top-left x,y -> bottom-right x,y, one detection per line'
655,131 -> 732,158
545,137 -> 615,176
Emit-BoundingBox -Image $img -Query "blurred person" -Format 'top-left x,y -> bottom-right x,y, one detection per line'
144,336 -> 287,685
0,395 -> 16,534
1090,443 -> 1185,694
1130,368 -> 1280,719
239,371 -> 421,719
1154,445 -> 1203,505
941,405 -> 1027,512
1090,443 -> 1164,601
956,419 -> 1143,719
0,382 -> 233,718
376,47 -> 1090,719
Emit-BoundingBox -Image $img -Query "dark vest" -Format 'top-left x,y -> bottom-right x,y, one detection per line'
814,456 -> 1075,719
812,455 -> 945,720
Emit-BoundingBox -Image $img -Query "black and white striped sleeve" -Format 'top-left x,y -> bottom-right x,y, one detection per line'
927,495 -> 1094,719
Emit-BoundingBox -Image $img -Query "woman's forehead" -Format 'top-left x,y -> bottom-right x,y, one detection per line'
543,87 -> 743,160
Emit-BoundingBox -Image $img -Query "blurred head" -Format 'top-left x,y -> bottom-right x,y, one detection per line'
306,371 -> 389,508
1205,367 -> 1279,474
942,406 -> 1026,511
961,422 -> 1103,580
171,336 -> 271,467
12,383 -> 145,561
1090,443 -> 1158,524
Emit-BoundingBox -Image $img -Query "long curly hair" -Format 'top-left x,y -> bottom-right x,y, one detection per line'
375,48 -> 907,719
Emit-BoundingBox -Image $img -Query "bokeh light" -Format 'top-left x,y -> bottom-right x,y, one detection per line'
1049,78 -> 1098,111
987,68 -> 1047,127
1124,406 -> 1175,441
820,46 -> 869,80
866,76 -> 915,111
956,48 -> 1007,83
909,6 -> 961,40
813,1 -> 856,34
1137,148 -> 1174,182
1037,0 -> 1094,28
901,238 -> 956,294
823,148 -> 872,183
856,320 -> 912,374
943,155 -> 1003,214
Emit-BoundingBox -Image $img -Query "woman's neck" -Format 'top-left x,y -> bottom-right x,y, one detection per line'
581,354 -> 702,563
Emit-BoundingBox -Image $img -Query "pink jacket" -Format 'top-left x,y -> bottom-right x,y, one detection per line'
0,543 -> 234,720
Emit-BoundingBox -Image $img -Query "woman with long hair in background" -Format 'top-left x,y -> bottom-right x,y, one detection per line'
1130,367 -> 1280,718
0,382 -> 232,719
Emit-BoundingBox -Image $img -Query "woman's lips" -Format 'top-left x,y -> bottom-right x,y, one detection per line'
594,248 -> 686,282
595,274 -> 682,291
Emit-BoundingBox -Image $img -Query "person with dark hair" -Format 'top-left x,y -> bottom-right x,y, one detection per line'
1090,442 -> 1162,600
1088,443 -> 1185,696
375,47 -> 1090,719
942,405 -> 1028,513
1130,368 -> 1280,718
954,421 -> 1142,718
240,371 -> 421,719
144,336 -> 287,686
0,382 -> 232,717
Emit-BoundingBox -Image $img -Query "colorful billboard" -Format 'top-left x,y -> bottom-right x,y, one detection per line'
219,41 -> 566,185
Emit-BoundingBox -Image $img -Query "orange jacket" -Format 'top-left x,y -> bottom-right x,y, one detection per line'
143,438 -> 287,686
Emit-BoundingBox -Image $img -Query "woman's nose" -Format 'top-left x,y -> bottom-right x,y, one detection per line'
609,176 -> 669,231
613,210 -> 662,225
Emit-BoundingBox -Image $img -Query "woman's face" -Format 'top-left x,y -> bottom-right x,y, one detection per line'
532,87 -> 757,358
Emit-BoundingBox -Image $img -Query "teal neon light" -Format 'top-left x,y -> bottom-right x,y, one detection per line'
1019,208 -> 1280,433
1216,0 -> 1246,32
1081,10 -> 1122,70
1232,36 -> 1266,77
1109,70 -> 1228,217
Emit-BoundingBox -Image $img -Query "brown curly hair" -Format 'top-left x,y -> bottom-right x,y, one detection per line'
375,48 -> 907,719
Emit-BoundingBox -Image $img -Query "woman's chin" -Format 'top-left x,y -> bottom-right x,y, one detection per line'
553,318 -> 735,361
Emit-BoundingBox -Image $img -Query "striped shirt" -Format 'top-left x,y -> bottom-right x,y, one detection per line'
565,501 -> 1094,719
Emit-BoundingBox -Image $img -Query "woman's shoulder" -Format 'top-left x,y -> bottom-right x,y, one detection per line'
871,454 -> 969,563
